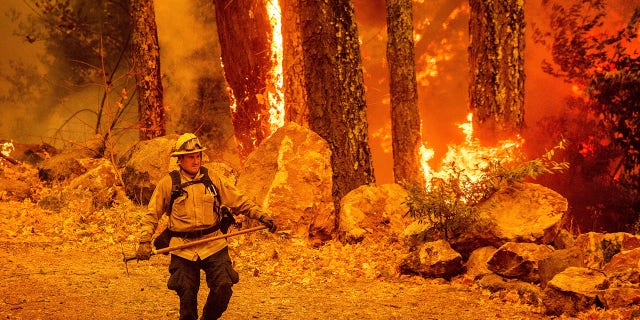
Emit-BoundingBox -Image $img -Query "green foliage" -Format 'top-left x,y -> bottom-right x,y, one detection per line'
601,238 -> 621,264
16,0 -> 131,86
405,141 -> 569,240
404,167 -> 478,241
7,1 -> 137,154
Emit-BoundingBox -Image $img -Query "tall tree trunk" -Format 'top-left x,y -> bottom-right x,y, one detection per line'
281,0 -> 309,126
214,0 -> 274,158
468,0 -> 525,141
299,0 -> 376,213
131,0 -> 165,140
386,0 -> 424,188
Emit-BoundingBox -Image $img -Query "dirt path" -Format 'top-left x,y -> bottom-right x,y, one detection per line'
0,240 -> 548,320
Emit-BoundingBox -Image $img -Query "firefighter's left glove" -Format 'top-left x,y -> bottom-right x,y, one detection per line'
259,215 -> 277,233
136,241 -> 153,260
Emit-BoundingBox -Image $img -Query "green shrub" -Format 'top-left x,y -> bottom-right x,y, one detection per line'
405,140 -> 569,240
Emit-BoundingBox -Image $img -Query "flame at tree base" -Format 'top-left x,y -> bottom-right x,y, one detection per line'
420,113 -> 525,193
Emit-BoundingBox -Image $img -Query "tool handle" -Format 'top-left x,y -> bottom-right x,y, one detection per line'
155,225 -> 268,254
122,225 -> 268,262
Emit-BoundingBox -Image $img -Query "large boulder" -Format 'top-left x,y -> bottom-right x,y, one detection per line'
604,247 -> 640,275
542,267 -> 609,316
478,182 -> 568,244
398,239 -> 464,280
448,182 -> 568,258
237,123 -> 334,241
38,158 -> 126,211
338,183 -> 411,243
36,134 -> 106,182
37,152 -> 87,183
486,242 -> 554,283
66,158 -> 122,209
119,134 -> 180,204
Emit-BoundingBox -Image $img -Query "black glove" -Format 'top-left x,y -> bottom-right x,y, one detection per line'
136,241 -> 152,260
259,215 -> 277,233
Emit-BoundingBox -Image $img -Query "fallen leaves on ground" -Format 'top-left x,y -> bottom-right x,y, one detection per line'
0,162 -> 635,319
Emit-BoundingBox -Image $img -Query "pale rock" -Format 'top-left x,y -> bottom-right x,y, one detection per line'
477,182 -> 567,244
542,267 -> 609,316
339,183 -> 410,243
398,239 -> 464,280
450,182 -> 567,259
237,123 -> 334,241
465,246 -> 497,280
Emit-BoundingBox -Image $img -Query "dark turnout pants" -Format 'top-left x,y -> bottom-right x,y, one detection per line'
167,247 -> 239,320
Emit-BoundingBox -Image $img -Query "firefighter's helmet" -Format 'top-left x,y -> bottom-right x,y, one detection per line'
171,133 -> 207,156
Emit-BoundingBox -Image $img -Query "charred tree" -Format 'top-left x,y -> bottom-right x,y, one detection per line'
468,0 -> 525,140
131,0 -> 165,140
214,0 -> 274,158
281,0 -> 309,125
386,0 -> 425,188
299,0 -> 376,213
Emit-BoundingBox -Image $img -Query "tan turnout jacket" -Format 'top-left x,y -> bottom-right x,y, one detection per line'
139,167 -> 265,261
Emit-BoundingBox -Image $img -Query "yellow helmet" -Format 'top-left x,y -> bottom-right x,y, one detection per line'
171,133 -> 207,157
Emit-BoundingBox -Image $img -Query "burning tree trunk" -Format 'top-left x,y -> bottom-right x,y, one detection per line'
131,0 -> 165,140
468,0 -> 525,139
299,0 -> 376,212
214,0 -> 275,158
281,0 -> 309,125
386,0 -> 425,188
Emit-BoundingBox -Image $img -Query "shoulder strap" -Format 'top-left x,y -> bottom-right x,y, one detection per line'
199,167 -> 220,203
168,170 -> 183,215
167,168 -> 221,216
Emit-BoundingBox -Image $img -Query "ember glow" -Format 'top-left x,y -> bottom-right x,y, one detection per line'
266,0 -> 285,134
421,113 -> 524,190
1,141 -> 14,166
1,141 -> 13,158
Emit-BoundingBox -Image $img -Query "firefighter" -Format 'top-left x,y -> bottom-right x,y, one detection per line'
136,133 -> 277,320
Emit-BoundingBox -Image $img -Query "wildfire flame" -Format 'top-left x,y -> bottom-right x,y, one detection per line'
420,113 -> 524,190
1,141 -> 15,166
266,0 -> 285,134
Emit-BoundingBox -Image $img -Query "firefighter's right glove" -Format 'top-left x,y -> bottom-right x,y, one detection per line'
259,215 -> 277,233
136,241 -> 152,260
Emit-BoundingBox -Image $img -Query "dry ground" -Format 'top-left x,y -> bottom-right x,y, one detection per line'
0,238 -> 554,320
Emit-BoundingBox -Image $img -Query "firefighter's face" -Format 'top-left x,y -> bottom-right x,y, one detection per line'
179,152 -> 201,176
